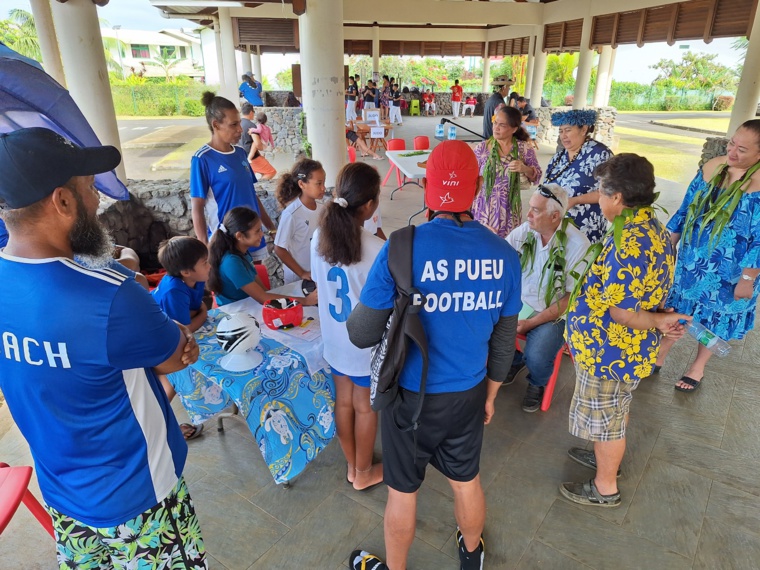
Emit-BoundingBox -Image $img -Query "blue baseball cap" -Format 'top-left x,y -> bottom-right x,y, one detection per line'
0,127 -> 121,209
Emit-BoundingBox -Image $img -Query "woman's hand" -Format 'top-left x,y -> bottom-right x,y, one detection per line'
302,289 -> 319,306
507,160 -> 526,174
735,278 -> 755,300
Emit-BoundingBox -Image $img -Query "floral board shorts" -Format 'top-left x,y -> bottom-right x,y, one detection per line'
569,365 -> 641,442
47,477 -> 207,570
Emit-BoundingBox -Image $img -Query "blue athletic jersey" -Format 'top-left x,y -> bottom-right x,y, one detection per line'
0,218 -> 8,248
215,251 -> 258,306
152,275 -> 205,325
239,81 -> 263,106
0,253 -> 186,527
189,144 -> 265,254
361,218 -> 522,393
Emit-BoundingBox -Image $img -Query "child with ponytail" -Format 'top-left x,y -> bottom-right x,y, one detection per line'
274,158 -> 326,283
209,206 -> 318,307
310,162 -> 384,491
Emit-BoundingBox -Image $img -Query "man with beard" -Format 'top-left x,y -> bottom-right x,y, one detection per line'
0,128 -> 207,569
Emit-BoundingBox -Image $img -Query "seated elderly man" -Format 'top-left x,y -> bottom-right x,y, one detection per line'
505,184 -> 590,412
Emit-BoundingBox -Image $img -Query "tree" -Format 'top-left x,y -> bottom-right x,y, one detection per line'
146,47 -> 184,82
0,9 -> 41,61
275,67 -> 293,90
545,53 -> 579,84
650,52 -> 738,94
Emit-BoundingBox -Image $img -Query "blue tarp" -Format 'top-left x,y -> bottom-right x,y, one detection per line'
0,42 -> 128,201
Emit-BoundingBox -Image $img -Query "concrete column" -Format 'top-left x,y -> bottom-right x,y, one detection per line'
50,0 -> 125,181
252,46 -> 263,83
218,7 -> 240,104
573,15 -> 594,109
592,46 -> 612,108
29,0 -> 65,87
530,26 -> 547,106
372,26 -> 380,74
214,22 -> 224,89
482,42 -> 491,92
298,0 -> 346,187
729,11 -> 760,134
603,47 -> 616,106
524,34 -> 536,100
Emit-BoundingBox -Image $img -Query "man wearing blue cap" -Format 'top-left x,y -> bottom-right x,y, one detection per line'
0,128 -> 207,568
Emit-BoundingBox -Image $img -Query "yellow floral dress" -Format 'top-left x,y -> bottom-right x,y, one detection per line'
566,207 -> 675,382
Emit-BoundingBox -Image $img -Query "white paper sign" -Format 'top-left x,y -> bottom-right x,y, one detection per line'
364,109 -> 381,125
370,126 -> 385,139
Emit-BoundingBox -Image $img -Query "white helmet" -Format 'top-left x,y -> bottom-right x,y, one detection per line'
216,313 -> 261,356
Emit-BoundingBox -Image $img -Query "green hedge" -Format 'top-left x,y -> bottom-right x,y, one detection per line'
112,84 -> 218,116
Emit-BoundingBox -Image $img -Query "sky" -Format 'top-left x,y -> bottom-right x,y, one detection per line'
3,0 -> 746,84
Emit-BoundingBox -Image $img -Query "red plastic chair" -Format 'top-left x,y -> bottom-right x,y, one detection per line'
0,463 -> 55,538
413,136 -> 430,151
382,138 -> 406,188
514,334 -> 566,412
347,145 -> 357,163
254,264 -> 271,290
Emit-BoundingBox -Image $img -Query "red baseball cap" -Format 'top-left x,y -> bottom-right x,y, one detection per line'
424,140 -> 480,212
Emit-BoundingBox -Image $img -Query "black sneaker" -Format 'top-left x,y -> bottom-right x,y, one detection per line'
456,527 -> 484,570
350,550 -> 389,570
567,447 -> 621,478
522,384 -> 544,413
503,360 -> 525,386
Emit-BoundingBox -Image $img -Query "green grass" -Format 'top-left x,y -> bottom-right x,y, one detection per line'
657,117 -> 730,133
615,126 -> 705,146
616,139 -> 698,185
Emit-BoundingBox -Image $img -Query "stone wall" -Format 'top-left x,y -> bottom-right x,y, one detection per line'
535,106 -> 617,148
98,179 -> 288,287
397,91 -> 489,116
249,106 -> 304,155
701,136 -> 728,167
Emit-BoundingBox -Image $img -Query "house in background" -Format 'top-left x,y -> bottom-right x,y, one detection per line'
100,28 -> 205,80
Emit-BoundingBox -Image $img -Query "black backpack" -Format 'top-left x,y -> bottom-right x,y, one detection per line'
369,225 -> 429,431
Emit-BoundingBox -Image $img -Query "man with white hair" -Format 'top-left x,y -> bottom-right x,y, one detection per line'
505,184 -> 591,412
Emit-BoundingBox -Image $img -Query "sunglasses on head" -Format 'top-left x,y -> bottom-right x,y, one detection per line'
538,185 -> 563,208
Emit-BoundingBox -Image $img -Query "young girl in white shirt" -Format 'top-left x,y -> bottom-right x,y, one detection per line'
274,159 -> 326,284
310,162 -> 384,491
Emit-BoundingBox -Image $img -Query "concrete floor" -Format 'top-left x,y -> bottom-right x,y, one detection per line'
3,114 -> 759,569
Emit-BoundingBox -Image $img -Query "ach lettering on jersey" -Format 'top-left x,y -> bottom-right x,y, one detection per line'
2,332 -> 71,368
418,258 -> 505,313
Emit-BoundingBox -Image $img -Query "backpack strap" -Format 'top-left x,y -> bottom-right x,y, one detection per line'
387,226 -> 429,432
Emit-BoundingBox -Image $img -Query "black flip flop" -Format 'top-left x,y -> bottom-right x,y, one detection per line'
674,376 -> 702,393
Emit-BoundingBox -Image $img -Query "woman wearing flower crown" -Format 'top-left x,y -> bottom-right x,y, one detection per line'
542,109 -> 613,243
472,105 -> 542,238
655,119 -> 760,393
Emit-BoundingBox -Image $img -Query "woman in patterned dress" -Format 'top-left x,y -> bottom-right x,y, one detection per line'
655,120 -> 760,392
543,110 -> 613,243
472,105 -> 542,237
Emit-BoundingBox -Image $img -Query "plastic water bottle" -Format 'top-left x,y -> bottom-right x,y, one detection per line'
435,124 -> 445,138
679,320 -> 730,357
447,125 -> 457,140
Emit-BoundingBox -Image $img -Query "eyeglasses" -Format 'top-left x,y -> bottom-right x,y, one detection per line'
538,185 -> 563,208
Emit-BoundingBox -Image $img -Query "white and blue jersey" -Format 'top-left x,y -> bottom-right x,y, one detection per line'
0,218 -> 8,248
360,218 -> 522,394
152,274 -> 205,325
0,252 -> 186,527
311,227 -> 384,376
189,144 -> 266,256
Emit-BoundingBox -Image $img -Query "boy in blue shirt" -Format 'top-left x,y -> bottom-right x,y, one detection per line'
153,236 -> 212,440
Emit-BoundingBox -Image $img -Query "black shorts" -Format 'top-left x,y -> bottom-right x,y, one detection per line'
381,379 -> 487,493
346,130 -> 359,144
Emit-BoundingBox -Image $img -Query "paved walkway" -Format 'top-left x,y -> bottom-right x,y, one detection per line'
4,114 -> 759,569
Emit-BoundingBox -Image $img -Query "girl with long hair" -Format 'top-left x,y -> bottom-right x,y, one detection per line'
274,158 -> 326,284
310,162 -> 384,491
208,207 -> 318,307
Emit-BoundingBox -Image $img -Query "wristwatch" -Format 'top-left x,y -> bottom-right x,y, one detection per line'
741,274 -> 754,281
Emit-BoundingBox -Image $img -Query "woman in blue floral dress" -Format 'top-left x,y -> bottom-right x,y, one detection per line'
656,120 -> 760,392
543,110 -> 613,243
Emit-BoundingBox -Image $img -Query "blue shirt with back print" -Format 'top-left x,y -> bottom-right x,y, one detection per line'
152,274 -> 205,325
0,219 -> 8,248
360,218 -> 522,394
0,253 -> 186,527
189,144 -> 265,255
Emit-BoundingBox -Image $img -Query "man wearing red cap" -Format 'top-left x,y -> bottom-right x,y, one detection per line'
347,140 -> 522,570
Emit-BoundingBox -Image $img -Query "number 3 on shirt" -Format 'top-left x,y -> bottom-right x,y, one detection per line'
327,266 -> 352,322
